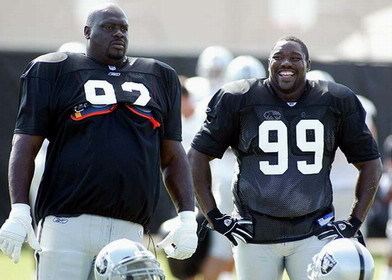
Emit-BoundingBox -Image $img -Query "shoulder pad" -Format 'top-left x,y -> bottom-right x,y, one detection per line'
34,52 -> 68,63
311,80 -> 353,98
22,52 -> 68,79
221,79 -> 255,95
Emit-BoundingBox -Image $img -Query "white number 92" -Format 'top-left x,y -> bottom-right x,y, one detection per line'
84,80 -> 151,106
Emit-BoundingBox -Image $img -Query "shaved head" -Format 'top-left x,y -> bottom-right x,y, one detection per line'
84,3 -> 129,66
86,3 -> 127,27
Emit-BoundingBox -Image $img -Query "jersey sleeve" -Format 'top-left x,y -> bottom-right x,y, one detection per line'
161,66 -> 182,141
14,74 -> 52,137
338,91 -> 380,163
191,89 -> 240,158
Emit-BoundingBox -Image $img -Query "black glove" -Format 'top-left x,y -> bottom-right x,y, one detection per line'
207,208 -> 253,246
317,216 -> 362,242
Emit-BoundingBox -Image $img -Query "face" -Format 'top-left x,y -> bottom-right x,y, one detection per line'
268,40 -> 309,94
85,8 -> 129,65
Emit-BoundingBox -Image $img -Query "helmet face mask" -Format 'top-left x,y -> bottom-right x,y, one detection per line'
95,239 -> 165,280
307,238 -> 374,280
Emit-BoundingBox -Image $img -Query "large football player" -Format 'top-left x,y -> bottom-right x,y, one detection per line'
0,3 -> 197,279
188,36 -> 382,280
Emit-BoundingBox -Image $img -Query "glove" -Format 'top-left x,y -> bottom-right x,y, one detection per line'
157,211 -> 198,260
0,204 -> 41,263
207,208 -> 253,246
317,216 -> 362,242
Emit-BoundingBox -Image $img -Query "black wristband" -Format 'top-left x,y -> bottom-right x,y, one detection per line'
348,216 -> 362,230
207,208 -> 223,220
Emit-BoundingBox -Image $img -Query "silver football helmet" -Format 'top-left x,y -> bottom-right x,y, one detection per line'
307,238 -> 374,280
225,55 -> 266,82
196,45 -> 233,83
306,70 -> 335,82
94,239 -> 165,280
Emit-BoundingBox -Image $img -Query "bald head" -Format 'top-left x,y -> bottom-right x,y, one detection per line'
84,3 -> 129,67
86,3 -> 127,27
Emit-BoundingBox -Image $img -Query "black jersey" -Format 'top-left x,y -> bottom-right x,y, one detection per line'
192,79 -> 379,219
15,52 -> 182,225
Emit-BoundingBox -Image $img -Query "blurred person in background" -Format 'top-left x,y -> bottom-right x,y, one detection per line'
306,70 -> 378,235
0,3 -> 198,279
188,36 -> 382,280
191,47 -> 235,280
185,45 -> 233,106
199,55 -> 267,280
167,52 -> 237,279
159,77 -> 208,280
179,75 -> 205,153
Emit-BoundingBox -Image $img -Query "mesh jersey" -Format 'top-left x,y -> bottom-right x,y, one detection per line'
15,52 -> 182,225
192,79 -> 379,218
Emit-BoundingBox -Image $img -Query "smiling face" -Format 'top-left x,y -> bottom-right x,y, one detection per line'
85,5 -> 129,66
268,40 -> 310,98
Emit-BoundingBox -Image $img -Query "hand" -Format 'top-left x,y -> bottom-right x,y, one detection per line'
317,216 -> 362,242
207,208 -> 253,246
0,204 -> 41,263
157,211 -> 198,260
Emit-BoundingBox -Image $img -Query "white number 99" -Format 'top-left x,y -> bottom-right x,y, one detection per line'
258,119 -> 324,175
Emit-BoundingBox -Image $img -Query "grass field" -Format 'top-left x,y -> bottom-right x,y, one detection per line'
0,246 -> 387,279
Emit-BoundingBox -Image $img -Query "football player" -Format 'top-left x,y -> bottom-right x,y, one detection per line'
0,3 -> 197,279
188,36 -> 382,280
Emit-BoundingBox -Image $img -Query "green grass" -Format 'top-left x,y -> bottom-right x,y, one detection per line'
0,247 -> 387,279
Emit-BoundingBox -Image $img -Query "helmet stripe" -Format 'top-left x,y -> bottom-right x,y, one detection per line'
353,241 -> 365,280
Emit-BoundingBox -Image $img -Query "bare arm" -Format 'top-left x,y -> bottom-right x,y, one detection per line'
351,157 -> 382,221
160,139 -> 194,212
8,134 -> 44,204
187,147 -> 216,219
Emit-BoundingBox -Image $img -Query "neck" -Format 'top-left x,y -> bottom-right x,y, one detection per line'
269,80 -> 306,102
87,51 -> 127,68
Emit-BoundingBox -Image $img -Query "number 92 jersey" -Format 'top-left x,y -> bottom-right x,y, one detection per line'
192,79 -> 379,218
15,52 -> 182,225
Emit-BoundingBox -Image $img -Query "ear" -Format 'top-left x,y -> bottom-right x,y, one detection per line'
306,59 -> 311,72
84,26 -> 91,39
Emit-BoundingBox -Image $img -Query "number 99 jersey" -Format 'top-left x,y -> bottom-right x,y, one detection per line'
192,79 -> 379,219
15,52 -> 182,225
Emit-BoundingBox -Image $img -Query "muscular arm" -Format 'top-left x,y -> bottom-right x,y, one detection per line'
8,134 -> 44,204
351,157 -> 382,221
187,148 -> 216,219
160,139 -> 194,212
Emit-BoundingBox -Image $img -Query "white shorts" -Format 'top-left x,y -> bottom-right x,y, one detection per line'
208,231 -> 233,260
35,214 -> 143,280
233,235 -> 329,280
